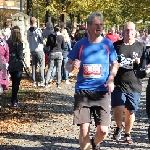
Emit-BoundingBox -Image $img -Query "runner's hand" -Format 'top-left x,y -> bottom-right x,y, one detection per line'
145,64 -> 150,74
104,75 -> 114,94
72,59 -> 81,69
134,58 -> 140,64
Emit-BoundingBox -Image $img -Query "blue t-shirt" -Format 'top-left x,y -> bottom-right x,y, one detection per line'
67,37 -> 118,91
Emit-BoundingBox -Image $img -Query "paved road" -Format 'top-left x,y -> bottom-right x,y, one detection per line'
0,77 -> 150,150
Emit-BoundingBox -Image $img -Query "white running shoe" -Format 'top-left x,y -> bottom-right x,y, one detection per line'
65,80 -> 71,85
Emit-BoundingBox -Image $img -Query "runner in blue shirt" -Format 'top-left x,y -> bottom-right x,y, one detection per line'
66,12 -> 119,150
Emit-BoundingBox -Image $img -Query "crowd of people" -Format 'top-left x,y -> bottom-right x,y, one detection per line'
26,17 -> 75,89
0,11 -> 150,150
0,17 -> 78,110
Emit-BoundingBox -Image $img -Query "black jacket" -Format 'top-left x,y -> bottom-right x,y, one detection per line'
7,41 -> 24,72
46,34 -> 65,53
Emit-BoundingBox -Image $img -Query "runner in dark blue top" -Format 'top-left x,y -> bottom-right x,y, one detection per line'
66,12 -> 119,150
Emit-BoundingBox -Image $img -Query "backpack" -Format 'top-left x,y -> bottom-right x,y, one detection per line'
47,33 -> 57,50
75,29 -> 88,41
8,43 -> 23,72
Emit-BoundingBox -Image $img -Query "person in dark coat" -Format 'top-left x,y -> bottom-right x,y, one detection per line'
45,26 -> 65,89
7,28 -> 24,108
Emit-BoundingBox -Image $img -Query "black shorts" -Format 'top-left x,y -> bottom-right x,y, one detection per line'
73,90 -> 111,126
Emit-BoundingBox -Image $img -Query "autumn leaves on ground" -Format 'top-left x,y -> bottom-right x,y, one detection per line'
1,74 -> 150,149
0,74 -> 76,135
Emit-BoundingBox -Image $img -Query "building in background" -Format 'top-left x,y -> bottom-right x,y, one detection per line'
0,0 -> 23,28
0,0 -> 21,10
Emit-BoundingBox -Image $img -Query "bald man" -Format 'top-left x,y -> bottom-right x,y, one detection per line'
111,22 -> 149,144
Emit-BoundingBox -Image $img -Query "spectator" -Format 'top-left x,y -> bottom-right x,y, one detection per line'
0,39 -> 3,110
105,27 -> 121,43
65,27 -> 76,48
7,28 -> 24,108
71,26 -> 77,38
27,17 -> 45,87
115,29 -> 119,35
2,21 -> 11,41
65,11 -> 118,149
61,28 -> 72,84
0,52 -> 3,72
74,28 -> 88,42
119,29 -> 124,39
143,29 -> 150,50
45,26 -> 65,89
137,29 -> 144,43
0,30 -> 9,109
42,22 -> 54,55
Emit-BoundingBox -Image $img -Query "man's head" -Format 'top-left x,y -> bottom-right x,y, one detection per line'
139,30 -> 143,36
110,27 -> 115,34
30,17 -> 37,27
87,12 -> 103,37
124,22 -> 136,40
46,22 -> 53,30
54,26 -> 61,32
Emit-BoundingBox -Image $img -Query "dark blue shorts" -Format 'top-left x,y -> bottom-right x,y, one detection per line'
111,89 -> 141,113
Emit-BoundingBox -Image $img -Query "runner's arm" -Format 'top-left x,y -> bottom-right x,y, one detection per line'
65,58 -> 81,73
105,60 -> 119,94
65,59 -> 74,72
109,60 -> 119,80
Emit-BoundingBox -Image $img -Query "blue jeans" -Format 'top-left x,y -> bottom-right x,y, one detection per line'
10,70 -> 22,103
46,52 -> 62,84
31,51 -> 45,82
62,57 -> 69,80
50,66 -> 56,79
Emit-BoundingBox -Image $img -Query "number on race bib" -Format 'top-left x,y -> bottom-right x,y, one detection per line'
83,64 -> 102,78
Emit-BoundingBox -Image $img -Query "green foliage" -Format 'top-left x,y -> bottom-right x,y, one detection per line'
30,0 -> 150,28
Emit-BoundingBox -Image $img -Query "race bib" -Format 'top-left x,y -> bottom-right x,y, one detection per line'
119,54 -> 137,69
120,58 -> 134,69
83,64 -> 102,78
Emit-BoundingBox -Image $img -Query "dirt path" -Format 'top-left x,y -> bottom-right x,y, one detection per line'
0,76 -> 149,149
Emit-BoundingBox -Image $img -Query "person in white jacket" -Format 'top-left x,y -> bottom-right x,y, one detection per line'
2,21 -> 11,41
137,29 -> 144,43
143,29 -> 150,49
